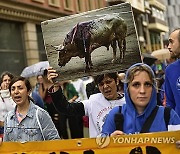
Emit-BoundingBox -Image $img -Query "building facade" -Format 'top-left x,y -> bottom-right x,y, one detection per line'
0,0 -> 106,76
107,0 -> 168,53
147,0 -> 168,51
0,0 -> 169,77
164,0 -> 180,41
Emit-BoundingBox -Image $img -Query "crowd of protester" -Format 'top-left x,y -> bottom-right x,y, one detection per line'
0,28 -> 180,150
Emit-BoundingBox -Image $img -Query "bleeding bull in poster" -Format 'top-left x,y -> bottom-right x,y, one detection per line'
41,2 -> 141,81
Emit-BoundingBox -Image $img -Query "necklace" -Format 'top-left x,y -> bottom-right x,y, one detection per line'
109,100 -> 118,109
109,93 -> 124,109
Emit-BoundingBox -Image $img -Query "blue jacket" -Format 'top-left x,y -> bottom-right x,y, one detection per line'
102,63 -> 180,135
32,91 -> 44,109
165,60 -> 180,117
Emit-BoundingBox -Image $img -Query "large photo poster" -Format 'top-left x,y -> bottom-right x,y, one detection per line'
41,2 -> 141,81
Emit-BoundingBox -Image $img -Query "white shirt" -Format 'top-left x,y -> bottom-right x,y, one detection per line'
72,79 -> 88,101
0,89 -> 16,122
82,93 -> 125,138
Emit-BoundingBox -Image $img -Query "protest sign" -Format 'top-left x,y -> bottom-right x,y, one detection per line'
41,2 -> 141,81
0,131 -> 179,153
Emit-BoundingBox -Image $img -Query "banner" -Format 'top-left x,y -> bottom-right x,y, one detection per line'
0,131 -> 179,154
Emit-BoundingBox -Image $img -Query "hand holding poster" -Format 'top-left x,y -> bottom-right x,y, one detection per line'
41,2 -> 141,81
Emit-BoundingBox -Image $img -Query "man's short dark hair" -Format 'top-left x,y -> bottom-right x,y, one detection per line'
172,28 -> 180,43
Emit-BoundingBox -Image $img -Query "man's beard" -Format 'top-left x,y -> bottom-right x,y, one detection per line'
170,48 -> 180,59
170,52 -> 178,59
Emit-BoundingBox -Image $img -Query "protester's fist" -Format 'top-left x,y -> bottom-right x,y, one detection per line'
47,67 -> 58,83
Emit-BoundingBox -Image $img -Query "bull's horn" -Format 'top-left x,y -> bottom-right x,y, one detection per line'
53,45 -> 64,51
59,45 -> 64,50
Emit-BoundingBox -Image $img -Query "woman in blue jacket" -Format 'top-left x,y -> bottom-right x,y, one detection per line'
102,63 -> 180,136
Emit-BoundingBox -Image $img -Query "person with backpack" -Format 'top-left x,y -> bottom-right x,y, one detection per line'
102,63 -> 180,136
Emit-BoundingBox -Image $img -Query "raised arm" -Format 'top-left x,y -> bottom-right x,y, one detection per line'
47,67 -> 85,116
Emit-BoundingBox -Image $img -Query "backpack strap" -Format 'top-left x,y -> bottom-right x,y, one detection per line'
164,106 -> 171,130
115,105 -> 171,133
140,106 -> 159,133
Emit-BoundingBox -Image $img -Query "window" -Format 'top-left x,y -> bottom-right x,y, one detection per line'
48,0 -> 60,7
159,11 -> 165,21
152,7 -> 165,21
167,0 -> 171,5
150,32 -> 161,51
168,17 -> 173,27
152,7 -> 156,17
157,10 -> 160,19
0,20 -> 25,75
36,25 -> 47,61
